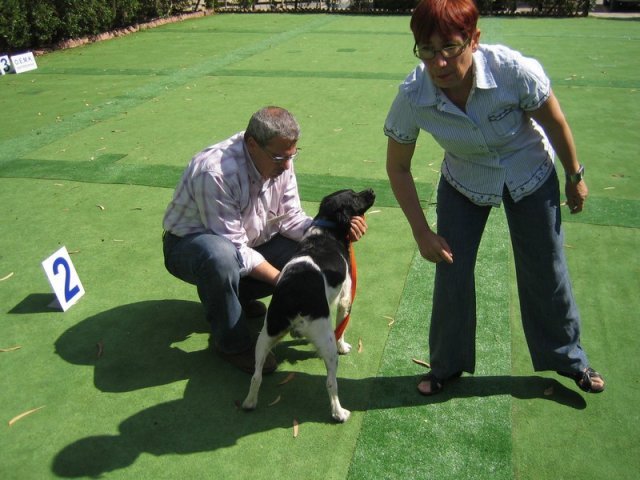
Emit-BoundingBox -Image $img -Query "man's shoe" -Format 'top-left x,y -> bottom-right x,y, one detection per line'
216,346 -> 277,375
242,300 -> 267,318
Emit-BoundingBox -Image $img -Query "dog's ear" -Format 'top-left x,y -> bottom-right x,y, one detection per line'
336,209 -> 351,228
318,195 -> 338,218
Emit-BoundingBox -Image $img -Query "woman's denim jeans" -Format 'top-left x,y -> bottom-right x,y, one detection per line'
429,172 -> 589,378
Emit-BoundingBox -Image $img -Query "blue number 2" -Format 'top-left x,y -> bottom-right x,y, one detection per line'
53,257 -> 80,302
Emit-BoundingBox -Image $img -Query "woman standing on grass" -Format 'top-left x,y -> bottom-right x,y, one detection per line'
385,0 -> 605,395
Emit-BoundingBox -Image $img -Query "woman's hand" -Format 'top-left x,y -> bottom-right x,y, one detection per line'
415,228 -> 454,264
565,180 -> 588,214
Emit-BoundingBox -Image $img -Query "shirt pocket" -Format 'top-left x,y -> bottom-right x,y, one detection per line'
488,106 -> 521,137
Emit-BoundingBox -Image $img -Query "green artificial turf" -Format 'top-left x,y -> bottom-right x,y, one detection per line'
1,13 -> 639,480
349,212 -> 514,480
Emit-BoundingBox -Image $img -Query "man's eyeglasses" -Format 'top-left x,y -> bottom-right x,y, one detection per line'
413,37 -> 470,61
258,143 -> 298,163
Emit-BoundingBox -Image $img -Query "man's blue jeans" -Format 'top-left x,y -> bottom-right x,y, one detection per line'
163,232 -> 298,354
430,172 -> 589,378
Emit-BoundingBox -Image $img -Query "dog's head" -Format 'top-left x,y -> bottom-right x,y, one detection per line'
316,188 -> 376,229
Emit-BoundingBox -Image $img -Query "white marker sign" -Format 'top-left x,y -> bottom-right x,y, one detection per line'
10,52 -> 37,74
42,246 -> 85,311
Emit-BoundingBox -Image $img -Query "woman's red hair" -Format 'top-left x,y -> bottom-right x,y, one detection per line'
410,0 -> 479,44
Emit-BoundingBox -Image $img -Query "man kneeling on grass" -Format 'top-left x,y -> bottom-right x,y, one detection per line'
162,106 -> 367,374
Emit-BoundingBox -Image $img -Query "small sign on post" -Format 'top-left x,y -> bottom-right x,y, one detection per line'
41,246 -> 85,311
10,52 -> 38,74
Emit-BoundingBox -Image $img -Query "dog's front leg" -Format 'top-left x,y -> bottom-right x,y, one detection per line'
336,331 -> 351,355
242,327 -> 274,411
335,278 -> 352,355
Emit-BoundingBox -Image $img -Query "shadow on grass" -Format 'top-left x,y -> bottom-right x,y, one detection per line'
367,374 -> 587,411
9,293 -> 58,314
51,300 -> 586,478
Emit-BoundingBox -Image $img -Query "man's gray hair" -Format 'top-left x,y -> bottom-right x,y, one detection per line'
245,106 -> 300,146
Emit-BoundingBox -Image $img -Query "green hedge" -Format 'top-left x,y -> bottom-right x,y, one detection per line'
0,0 -> 195,52
475,0 -> 594,15
371,0 -> 418,11
1,0 -> 594,53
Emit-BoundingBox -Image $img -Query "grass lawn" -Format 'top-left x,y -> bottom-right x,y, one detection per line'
1,13 -> 638,479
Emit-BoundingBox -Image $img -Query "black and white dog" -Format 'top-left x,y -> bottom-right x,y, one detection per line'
242,188 -> 376,422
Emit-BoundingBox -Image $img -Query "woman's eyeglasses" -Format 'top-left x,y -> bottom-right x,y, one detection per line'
413,37 -> 471,61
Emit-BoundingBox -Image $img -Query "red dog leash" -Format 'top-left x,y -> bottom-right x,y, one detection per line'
334,241 -> 357,340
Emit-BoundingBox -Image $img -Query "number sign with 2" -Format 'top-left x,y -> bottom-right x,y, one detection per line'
41,246 -> 85,311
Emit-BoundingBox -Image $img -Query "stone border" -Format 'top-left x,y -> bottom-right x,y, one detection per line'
34,10 -> 213,56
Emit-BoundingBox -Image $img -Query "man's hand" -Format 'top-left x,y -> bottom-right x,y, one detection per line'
349,216 -> 368,242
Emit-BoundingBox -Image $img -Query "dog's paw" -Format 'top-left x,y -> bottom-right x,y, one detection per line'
241,397 -> 257,411
337,339 -> 352,355
332,408 -> 351,423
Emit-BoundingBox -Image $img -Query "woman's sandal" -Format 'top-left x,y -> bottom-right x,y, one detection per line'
557,367 -> 605,394
417,371 -> 462,396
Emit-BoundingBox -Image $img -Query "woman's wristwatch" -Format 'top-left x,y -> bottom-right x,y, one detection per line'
566,164 -> 584,184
